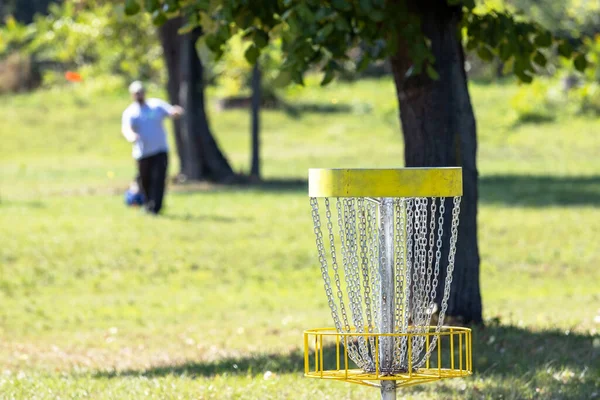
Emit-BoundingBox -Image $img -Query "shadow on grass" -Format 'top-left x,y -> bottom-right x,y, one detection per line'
170,174 -> 600,208
171,178 -> 307,196
481,174 -> 600,207
0,199 -> 45,208
94,325 -> 598,397
161,213 -> 250,223
281,102 -> 354,118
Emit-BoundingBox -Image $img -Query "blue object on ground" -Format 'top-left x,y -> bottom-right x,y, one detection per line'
125,189 -> 144,206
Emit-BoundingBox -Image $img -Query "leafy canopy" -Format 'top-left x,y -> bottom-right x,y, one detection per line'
125,0 -> 588,85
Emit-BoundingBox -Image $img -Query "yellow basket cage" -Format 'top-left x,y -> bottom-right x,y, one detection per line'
304,326 -> 472,388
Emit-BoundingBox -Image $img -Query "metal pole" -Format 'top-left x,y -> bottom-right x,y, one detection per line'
379,198 -> 396,400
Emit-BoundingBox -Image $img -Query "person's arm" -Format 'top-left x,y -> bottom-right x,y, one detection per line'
169,105 -> 185,118
121,111 -> 138,142
158,100 -> 184,119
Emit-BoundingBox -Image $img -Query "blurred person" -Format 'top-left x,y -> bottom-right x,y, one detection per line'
121,81 -> 184,214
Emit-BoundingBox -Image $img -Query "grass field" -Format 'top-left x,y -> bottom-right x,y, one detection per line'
0,78 -> 599,399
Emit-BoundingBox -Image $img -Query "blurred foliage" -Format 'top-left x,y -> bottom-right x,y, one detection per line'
123,0 -> 588,86
206,32 -> 283,101
505,0 -> 600,40
0,0 -> 164,90
509,31 -> 600,121
510,79 -> 558,122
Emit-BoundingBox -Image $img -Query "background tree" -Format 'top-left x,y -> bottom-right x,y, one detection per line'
129,0 -> 589,324
158,18 -> 235,182
0,0 -> 56,23
250,63 -> 261,180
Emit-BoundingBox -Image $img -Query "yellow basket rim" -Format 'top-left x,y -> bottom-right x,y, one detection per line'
308,167 -> 463,198
304,326 -> 471,336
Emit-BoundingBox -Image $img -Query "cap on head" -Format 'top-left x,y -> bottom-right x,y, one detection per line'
128,80 -> 144,94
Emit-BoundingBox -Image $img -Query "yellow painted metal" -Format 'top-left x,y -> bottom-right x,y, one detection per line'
303,326 -> 472,388
308,168 -> 463,198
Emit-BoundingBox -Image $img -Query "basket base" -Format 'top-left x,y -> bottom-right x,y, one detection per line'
305,367 -> 471,388
304,326 -> 472,388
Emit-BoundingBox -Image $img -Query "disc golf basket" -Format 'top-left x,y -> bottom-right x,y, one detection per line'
304,168 -> 472,399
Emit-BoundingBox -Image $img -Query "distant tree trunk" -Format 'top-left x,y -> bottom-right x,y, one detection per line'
158,17 -> 186,177
250,64 -> 261,179
390,3 -> 483,324
158,22 -> 235,182
12,0 -> 54,23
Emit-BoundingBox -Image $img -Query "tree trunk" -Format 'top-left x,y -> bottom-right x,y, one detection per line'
390,4 -> 483,324
159,23 -> 235,182
250,64 -> 261,179
158,17 -> 186,177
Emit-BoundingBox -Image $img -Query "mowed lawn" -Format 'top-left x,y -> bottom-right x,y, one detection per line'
0,79 -> 599,399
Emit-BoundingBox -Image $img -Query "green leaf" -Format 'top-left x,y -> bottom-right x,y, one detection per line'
316,23 -> 334,42
292,70 -> 305,85
574,53 -> 588,72
296,3 -> 315,22
513,58 -> 533,83
558,41 -> 573,58
164,0 -> 179,13
244,44 -> 261,64
533,51 -> 547,67
273,71 -> 292,87
356,54 -> 371,72
234,10 -> 254,29
516,72 -> 533,83
253,30 -> 269,49
152,10 -> 167,26
498,42 -> 512,61
466,38 -> 478,51
463,0 -> 476,9
321,69 -> 335,86
359,0 -> 373,13
477,45 -> 494,62
534,31 -> 552,48
369,10 -> 385,22
426,65 -> 440,80
124,0 -> 141,15
332,0 -> 352,11
501,57 -> 514,75
315,7 -> 335,22
204,34 -> 221,52
144,0 -> 160,13
335,18 -> 350,32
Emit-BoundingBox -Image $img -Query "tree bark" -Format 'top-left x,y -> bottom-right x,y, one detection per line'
158,22 -> 235,182
250,64 -> 261,179
180,28 -> 235,181
158,17 -> 186,176
390,4 -> 483,324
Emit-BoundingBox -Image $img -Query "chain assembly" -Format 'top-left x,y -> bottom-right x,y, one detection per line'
309,194 -> 462,374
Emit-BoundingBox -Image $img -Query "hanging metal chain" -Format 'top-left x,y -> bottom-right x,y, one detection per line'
343,198 -> 372,369
335,198 -> 366,368
415,196 -> 461,368
310,198 -> 339,329
393,198 -> 408,370
411,198 -> 427,331
358,198 -> 376,356
324,199 -> 352,333
367,200 -> 381,343
424,197 -> 437,324
437,196 -> 461,328
312,193 -> 462,372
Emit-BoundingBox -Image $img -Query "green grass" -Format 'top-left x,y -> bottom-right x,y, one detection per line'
0,78 -> 599,399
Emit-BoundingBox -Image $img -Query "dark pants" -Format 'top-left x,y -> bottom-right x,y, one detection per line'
137,151 -> 168,214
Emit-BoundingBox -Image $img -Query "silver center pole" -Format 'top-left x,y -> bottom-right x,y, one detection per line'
379,198 -> 396,400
